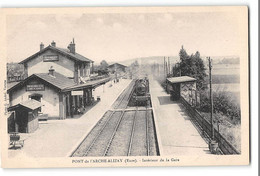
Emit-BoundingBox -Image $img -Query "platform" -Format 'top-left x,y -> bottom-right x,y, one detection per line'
8,79 -> 131,158
149,78 -> 211,155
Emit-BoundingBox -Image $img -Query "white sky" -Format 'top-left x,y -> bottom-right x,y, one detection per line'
6,11 -> 243,64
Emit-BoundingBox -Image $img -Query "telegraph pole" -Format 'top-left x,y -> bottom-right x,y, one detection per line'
208,57 -> 218,154
208,57 -> 214,140
163,57 -> 166,78
157,63 -> 159,77
165,61 -> 168,77
168,57 -> 170,76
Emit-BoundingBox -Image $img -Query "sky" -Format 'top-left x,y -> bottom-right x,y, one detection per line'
6,10 -> 244,64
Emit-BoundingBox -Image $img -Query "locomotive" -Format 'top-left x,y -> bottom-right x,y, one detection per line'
133,77 -> 150,106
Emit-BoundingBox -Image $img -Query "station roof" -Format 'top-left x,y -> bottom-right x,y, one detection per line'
8,99 -> 42,111
7,82 -> 20,90
167,76 -> 196,84
19,45 -> 93,64
7,73 -> 111,93
108,63 -> 127,68
63,76 -> 111,92
7,72 -> 76,93
35,72 -> 75,90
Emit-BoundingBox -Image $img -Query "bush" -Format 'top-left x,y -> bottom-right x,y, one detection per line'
200,90 -> 241,125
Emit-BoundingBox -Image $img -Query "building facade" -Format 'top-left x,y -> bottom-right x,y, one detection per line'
108,63 -> 127,73
8,39 -> 111,122
20,39 -> 93,84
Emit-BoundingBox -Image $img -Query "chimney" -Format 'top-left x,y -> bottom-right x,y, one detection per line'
48,66 -> 55,77
51,41 -> 56,47
40,42 -> 44,51
68,38 -> 75,54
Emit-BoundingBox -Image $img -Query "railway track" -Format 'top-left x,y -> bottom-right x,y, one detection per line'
112,80 -> 135,109
71,80 -> 159,157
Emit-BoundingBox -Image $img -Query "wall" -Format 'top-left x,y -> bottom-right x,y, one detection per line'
78,62 -> 91,78
27,110 -> 39,133
9,79 -> 60,119
27,49 -> 75,77
180,81 -> 196,105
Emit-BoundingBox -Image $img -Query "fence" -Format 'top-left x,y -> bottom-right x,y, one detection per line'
180,96 -> 240,155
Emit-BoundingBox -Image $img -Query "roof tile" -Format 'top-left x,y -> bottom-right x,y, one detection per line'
19,45 -> 93,64
8,99 -> 42,111
35,72 -> 76,90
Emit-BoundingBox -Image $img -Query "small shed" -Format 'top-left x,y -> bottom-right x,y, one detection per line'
8,99 -> 42,133
166,76 -> 197,104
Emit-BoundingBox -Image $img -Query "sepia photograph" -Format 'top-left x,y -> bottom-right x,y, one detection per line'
0,6 -> 249,168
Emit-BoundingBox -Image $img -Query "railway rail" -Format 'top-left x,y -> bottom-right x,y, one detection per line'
71,79 -> 159,157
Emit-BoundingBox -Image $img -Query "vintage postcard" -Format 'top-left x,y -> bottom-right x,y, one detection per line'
0,6 -> 249,168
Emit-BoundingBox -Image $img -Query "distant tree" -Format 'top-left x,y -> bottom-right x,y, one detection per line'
132,60 -> 139,67
175,46 -> 207,90
218,57 -> 240,64
93,60 -> 109,75
179,45 -> 189,62
100,60 -> 109,70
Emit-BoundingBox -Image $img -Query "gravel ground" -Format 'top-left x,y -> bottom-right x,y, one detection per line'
106,111 -> 135,156
147,110 -> 159,156
129,110 -> 147,156
112,80 -> 135,109
71,79 -> 159,157
86,111 -> 123,156
71,111 -> 113,157
72,109 -> 159,157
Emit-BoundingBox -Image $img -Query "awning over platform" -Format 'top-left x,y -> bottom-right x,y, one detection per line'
62,77 -> 111,92
167,76 -> 196,84
8,99 -> 42,111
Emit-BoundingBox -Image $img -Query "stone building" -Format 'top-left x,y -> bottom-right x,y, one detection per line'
7,39 -> 111,123
19,39 -> 93,84
108,63 -> 127,74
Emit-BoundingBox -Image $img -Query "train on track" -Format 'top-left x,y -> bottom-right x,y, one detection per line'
133,77 -> 150,106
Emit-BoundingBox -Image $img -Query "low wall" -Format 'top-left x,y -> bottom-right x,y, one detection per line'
180,96 -> 240,155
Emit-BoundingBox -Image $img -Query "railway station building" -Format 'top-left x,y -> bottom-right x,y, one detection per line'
7,39 -> 111,122
108,63 -> 127,81
108,63 -> 127,73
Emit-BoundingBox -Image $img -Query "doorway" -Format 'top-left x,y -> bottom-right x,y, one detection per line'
15,109 -> 28,133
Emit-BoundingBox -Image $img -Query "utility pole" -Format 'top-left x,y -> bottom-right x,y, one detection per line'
208,57 -> 218,154
165,61 -> 168,77
208,57 -> 214,140
163,57 -> 166,78
168,57 -> 170,76
158,63 -> 159,76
